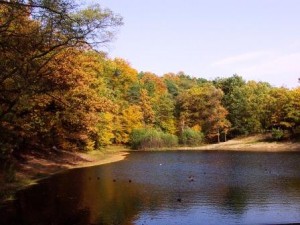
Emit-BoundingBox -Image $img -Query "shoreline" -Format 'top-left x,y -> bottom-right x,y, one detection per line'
174,135 -> 300,152
134,135 -> 300,152
0,147 -> 129,203
1,136 -> 300,203
176,141 -> 300,152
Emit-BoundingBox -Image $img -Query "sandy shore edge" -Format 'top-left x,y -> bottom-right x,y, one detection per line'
176,135 -> 300,152
0,148 -> 129,203
64,151 -> 129,169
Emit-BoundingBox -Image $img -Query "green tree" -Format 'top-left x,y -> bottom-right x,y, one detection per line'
153,94 -> 176,134
227,81 -> 272,135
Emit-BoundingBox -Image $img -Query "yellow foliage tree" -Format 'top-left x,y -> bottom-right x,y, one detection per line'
139,89 -> 155,126
114,105 -> 143,144
97,112 -> 115,146
178,85 -> 230,141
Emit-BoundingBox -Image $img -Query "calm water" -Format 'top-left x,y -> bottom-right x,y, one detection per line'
1,151 -> 300,225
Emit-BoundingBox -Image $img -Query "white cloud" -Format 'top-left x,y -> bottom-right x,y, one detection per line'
246,52 -> 300,75
244,53 -> 300,87
211,51 -> 273,67
208,50 -> 300,88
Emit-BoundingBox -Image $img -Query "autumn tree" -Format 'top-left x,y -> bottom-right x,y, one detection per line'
270,87 -> 300,137
139,89 -> 155,126
114,105 -> 144,144
177,84 -> 230,142
163,73 -> 181,97
141,72 -> 167,97
103,58 -> 138,99
0,1 -> 122,157
285,88 -> 300,135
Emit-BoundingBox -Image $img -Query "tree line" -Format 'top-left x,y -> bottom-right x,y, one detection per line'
1,1 -> 299,159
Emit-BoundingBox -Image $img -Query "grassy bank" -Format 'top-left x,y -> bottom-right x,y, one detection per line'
0,146 -> 129,203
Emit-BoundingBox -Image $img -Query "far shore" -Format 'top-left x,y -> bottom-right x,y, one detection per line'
176,135 -> 300,152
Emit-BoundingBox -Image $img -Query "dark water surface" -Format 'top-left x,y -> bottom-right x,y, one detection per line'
1,151 -> 300,225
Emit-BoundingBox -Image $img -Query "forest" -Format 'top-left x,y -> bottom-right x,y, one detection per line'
0,1 -> 300,161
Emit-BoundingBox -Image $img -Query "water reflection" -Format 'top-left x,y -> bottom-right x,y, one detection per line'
221,186 -> 248,214
1,151 -> 300,225
1,172 -> 151,225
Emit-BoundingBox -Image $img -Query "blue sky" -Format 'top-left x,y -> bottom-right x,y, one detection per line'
86,0 -> 300,88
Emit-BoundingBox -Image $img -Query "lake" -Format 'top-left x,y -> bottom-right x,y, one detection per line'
1,151 -> 300,225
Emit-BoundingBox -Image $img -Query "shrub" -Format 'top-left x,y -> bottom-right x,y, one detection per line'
271,128 -> 284,141
161,132 -> 178,147
130,128 -> 178,150
180,128 -> 204,146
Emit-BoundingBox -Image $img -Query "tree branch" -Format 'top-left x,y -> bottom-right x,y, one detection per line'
0,0 -> 68,16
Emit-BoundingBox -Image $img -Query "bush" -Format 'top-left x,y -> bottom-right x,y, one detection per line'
161,132 -> 178,147
130,128 -> 178,150
271,128 -> 284,141
180,128 -> 204,146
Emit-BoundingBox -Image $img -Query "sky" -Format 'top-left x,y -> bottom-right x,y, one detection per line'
86,0 -> 300,88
